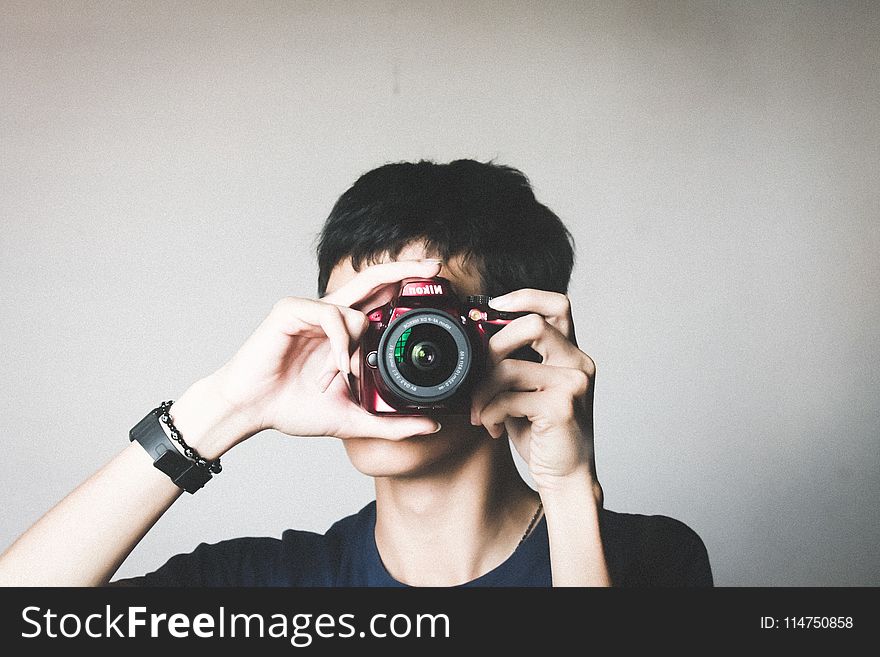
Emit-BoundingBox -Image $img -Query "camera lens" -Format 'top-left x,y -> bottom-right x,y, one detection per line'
410,341 -> 440,371
378,310 -> 472,402
392,324 -> 456,387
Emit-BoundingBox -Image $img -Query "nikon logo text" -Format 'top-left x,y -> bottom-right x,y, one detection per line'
404,283 -> 444,296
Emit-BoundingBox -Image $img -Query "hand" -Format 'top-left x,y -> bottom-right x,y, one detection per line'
200,260 -> 443,451
469,289 -> 602,502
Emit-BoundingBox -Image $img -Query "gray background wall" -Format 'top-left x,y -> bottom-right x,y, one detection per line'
1,1 -> 877,586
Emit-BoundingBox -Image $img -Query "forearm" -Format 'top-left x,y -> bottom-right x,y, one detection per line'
539,467 -> 611,587
0,376 -> 251,586
0,443 -> 182,586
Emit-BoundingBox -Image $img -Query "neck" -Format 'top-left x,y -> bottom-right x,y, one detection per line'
373,437 -> 540,586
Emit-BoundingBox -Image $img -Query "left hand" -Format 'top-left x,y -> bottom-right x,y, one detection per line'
469,289 -> 602,503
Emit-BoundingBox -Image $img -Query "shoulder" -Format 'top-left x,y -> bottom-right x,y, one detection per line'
112,503 -> 377,587
600,508 -> 704,548
599,507 -> 714,587
111,535 -> 291,587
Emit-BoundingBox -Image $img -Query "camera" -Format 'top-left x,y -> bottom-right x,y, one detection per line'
356,277 -> 540,415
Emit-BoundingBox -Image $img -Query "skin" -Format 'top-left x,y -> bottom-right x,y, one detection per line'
0,241 -> 610,586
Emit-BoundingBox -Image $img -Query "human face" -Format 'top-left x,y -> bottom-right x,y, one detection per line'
324,242 -> 487,478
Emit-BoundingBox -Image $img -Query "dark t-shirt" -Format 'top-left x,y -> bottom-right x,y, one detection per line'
113,501 -> 712,587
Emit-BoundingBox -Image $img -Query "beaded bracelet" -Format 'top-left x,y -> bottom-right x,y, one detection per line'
156,400 -> 222,474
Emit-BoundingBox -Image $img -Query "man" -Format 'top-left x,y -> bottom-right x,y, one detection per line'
0,159 -> 712,586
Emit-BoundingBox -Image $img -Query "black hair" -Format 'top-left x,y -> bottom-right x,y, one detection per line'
316,159 -> 575,297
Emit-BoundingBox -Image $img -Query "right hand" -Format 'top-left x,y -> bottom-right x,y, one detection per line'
203,259 -> 443,450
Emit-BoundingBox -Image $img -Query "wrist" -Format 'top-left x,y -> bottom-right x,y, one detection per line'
537,465 -> 611,587
166,375 -> 259,460
535,465 -> 603,509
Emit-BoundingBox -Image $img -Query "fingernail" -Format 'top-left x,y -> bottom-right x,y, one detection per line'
420,259 -> 443,265
488,297 -> 508,310
419,422 -> 442,435
317,368 -> 337,392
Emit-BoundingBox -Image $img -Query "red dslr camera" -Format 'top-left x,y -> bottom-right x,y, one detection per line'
356,277 -> 539,415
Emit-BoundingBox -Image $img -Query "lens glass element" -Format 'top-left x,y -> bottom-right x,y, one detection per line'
392,325 -> 456,386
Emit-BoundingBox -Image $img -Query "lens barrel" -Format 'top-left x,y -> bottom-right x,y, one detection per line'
377,309 -> 472,402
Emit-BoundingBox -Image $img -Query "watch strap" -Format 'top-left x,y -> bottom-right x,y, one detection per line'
130,410 -> 212,494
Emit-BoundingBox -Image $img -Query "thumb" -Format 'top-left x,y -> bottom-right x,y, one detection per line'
337,407 -> 442,441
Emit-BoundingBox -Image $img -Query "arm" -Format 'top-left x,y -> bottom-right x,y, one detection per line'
0,260 -> 442,586
471,289 -> 611,586
539,468 -> 610,587
0,377 -> 245,586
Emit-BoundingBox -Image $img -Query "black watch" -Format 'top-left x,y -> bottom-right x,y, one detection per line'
129,410 -> 212,494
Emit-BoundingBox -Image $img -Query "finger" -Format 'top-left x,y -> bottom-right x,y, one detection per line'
327,306 -> 370,378
474,366 -> 593,436
269,298 -> 358,376
324,259 -> 443,308
336,406 -> 442,441
469,359 -> 572,425
349,346 -> 362,379
478,391 -> 549,439
488,313 -> 587,368
317,306 -> 357,376
270,298 -> 367,340
338,305 -> 371,340
488,289 -> 573,339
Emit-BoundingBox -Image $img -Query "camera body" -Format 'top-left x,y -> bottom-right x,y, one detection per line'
357,277 -> 538,416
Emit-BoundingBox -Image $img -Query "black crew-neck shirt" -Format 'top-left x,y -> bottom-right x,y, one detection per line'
112,501 -> 712,587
